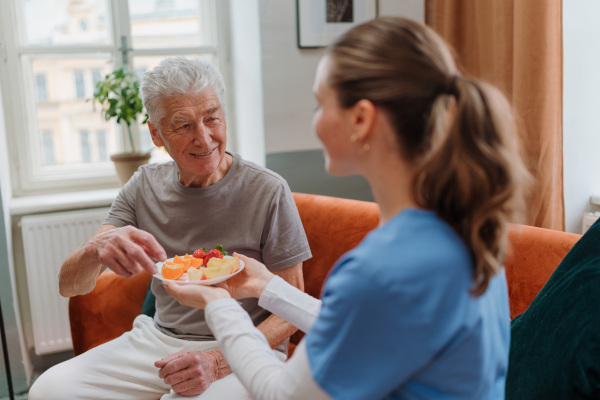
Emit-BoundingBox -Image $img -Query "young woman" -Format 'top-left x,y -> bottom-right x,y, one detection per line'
163,17 -> 530,399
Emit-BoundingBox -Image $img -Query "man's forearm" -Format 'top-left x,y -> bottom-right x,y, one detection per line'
59,242 -> 105,297
59,224 -> 116,297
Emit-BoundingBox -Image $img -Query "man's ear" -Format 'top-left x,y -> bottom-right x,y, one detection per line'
147,121 -> 164,147
351,99 -> 376,142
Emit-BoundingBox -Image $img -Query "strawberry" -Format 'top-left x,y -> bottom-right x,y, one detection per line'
193,248 -> 207,259
203,248 -> 223,265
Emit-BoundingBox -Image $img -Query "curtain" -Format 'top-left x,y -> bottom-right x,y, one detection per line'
426,0 -> 564,231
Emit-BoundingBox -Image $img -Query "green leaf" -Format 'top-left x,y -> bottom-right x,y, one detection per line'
215,244 -> 228,256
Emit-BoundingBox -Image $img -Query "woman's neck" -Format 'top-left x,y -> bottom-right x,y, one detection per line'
364,151 -> 420,226
354,106 -> 421,225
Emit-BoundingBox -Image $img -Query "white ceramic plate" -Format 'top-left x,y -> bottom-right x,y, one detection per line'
153,255 -> 244,285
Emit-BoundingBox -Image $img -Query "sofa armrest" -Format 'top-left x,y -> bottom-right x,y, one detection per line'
68,270 -> 152,355
505,224 -> 581,319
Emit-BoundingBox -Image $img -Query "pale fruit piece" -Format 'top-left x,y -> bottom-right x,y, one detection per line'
204,256 -> 240,279
187,267 -> 205,281
206,256 -> 240,273
202,266 -> 231,279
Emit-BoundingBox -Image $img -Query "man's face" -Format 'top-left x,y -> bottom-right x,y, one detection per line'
148,86 -> 227,186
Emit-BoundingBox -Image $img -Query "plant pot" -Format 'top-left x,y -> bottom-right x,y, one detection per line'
111,152 -> 151,186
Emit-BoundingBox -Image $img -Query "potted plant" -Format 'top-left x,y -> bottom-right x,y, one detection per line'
91,66 -> 151,186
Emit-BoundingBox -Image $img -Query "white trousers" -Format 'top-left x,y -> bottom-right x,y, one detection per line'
29,315 -> 284,400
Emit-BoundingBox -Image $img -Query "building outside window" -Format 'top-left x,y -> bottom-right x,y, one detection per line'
0,0 -> 227,196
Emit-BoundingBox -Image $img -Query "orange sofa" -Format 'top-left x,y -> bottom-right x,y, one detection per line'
68,192 -> 582,356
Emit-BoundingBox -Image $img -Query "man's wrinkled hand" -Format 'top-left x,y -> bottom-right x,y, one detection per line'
155,350 -> 218,396
89,225 -> 166,277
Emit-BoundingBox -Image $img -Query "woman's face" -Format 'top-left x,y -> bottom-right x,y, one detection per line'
148,86 -> 228,187
312,56 -> 358,176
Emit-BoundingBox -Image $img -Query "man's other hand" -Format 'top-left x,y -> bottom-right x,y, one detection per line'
155,350 -> 219,396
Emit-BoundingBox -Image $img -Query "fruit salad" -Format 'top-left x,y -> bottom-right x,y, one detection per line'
160,245 -> 240,282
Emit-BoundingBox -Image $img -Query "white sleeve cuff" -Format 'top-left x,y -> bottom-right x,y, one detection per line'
258,275 -> 322,333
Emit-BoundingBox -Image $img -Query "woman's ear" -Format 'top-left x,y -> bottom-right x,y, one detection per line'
351,99 -> 376,142
148,121 -> 164,147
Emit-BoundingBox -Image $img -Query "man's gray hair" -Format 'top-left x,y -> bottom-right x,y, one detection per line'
140,57 -> 226,125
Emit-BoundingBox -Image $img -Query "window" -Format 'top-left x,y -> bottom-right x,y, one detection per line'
35,74 -> 48,102
41,130 -> 55,165
74,70 -> 85,99
92,69 -> 103,88
80,131 -> 91,163
0,0 -> 228,196
97,130 -> 108,162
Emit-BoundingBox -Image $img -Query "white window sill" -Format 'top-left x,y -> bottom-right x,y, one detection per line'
10,188 -> 119,216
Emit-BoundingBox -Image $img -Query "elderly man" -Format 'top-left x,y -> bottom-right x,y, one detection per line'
28,57 -> 311,399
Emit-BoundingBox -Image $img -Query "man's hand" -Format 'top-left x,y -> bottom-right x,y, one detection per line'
89,225 -> 166,277
59,224 -> 167,297
155,350 -> 219,396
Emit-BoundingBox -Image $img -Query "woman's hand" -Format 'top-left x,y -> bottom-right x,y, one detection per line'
162,281 -> 230,309
221,252 -> 275,299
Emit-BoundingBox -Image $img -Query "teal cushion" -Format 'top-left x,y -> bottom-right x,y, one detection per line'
506,218 -> 600,399
141,284 -> 156,318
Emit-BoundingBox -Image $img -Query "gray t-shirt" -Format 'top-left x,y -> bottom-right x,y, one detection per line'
104,152 -> 312,341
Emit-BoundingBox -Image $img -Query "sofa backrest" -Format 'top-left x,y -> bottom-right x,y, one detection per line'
291,192 -> 583,324
292,192 -> 380,299
291,193 -> 380,346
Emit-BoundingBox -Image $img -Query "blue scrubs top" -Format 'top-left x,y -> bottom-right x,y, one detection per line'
305,209 -> 509,399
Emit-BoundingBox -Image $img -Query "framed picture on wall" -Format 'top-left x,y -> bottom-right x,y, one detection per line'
296,0 -> 378,48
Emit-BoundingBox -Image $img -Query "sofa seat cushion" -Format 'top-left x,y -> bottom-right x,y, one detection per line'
506,219 -> 600,399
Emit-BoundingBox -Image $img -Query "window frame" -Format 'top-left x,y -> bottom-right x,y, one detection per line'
0,0 -> 233,197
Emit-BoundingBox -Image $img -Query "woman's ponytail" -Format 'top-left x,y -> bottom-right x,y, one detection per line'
413,77 -> 530,295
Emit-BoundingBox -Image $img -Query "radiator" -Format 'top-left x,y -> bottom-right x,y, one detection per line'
21,207 -> 109,355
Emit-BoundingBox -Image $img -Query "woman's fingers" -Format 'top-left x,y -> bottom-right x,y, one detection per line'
163,281 -> 231,309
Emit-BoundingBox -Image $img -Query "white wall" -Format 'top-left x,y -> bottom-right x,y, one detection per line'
229,0 -> 266,166
563,2 -> 600,233
259,0 -> 424,154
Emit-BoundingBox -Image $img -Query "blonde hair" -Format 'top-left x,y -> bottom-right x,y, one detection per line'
327,17 -> 530,295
